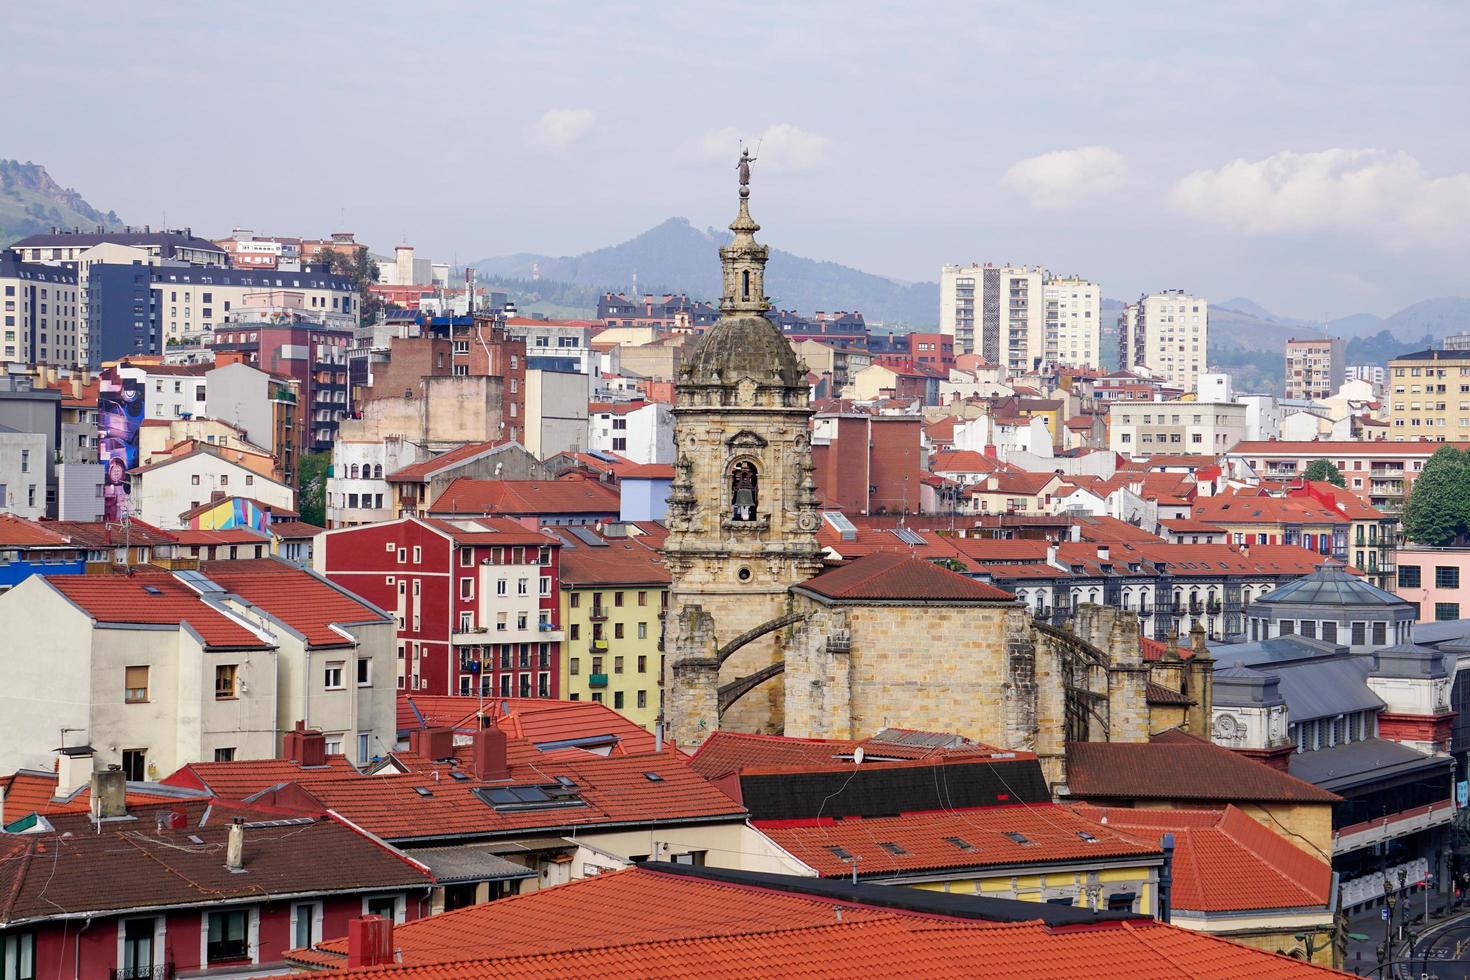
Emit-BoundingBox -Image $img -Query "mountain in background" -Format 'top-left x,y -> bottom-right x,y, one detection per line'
0,160 -> 123,246
474,217 -> 939,325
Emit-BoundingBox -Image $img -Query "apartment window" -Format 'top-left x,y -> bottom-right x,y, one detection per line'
569,657 -> 580,675
324,662 -> 345,689
1352,621 -> 1366,646
214,664 -> 238,699
1372,621 -> 1387,646
517,577 -> 529,596
358,732 -> 371,761
540,576 -> 551,597
125,665 -> 149,703
614,691 -> 625,709
614,591 -> 624,607
325,735 -> 343,754
460,548 -> 473,567
412,546 -> 422,563
570,623 -> 580,640
292,902 -> 321,952
637,690 -> 647,709
214,747 -> 236,762
496,578 -> 507,596
614,655 -> 625,673
3,932 -> 35,980
1399,565 -> 1421,588
637,622 -> 648,639
1436,566 -> 1460,589
614,623 -> 624,639
121,749 -> 146,782
206,909 -> 249,963
1437,603 -> 1461,621
460,577 -> 474,599
357,658 -> 372,686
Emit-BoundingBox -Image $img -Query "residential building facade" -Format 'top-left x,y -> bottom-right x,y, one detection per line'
1107,400 -> 1247,458
1117,290 -> 1208,392
1284,337 -> 1346,401
1387,348 -> 1470,442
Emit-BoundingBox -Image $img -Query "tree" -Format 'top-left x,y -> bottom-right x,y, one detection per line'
316,247 -> 385,323
1402,446 -> 1470,546
297,451 -> 331,527
1303,459 -> 1346,487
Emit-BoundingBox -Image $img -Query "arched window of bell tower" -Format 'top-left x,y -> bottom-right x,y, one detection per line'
742,269 -> 750,301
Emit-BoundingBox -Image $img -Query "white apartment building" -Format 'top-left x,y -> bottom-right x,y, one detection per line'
1107,399 -> 1247,458
1043,275 -> 1101,368
1118,290 -> 1209,392
587,401 -> 674,464
327,435 -> 432,527
129,445 -> 294,528
941,264 -> 1102,371
1,256 -> 81,366
0,562 -> 397,776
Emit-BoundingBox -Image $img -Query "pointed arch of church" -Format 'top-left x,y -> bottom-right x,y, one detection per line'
718,661 -> 785,714
716,611 -> 808,665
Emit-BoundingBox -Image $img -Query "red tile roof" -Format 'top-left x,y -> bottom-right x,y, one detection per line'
429,477 -> 621,517
1065,729 -> 1339,804
170,527 -> 272,546
38,518 -> 178,548
619,463 -> 674,479
759,804 -> 1161,878
268,519 -> 324,539
795,551 -> 1014,603
1073,805 -> 1332,913
287,866 -> 1341,978
170,738 -> 739,843
931,450 -> 1012,474
0,770 -> 204,819
0,514 -> 74,547
416,516 -> 556,547
399,695 -> 657,755
44,572 -> 270,649
1144,681 -> 1194,705
558,538 -> 669,587
1191,496 -> 1348,526
197,558 -> 391,647
385,440 -> 508,482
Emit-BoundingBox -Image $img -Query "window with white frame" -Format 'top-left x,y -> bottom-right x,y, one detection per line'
324,662 -> 345,689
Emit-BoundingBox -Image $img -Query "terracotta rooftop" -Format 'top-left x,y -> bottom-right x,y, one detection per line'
416,516 -> 556,548
1065,729 -> 1339,804
286,864 -> 1340,978
0,769 -> 206,820
177,496 -> 299,522
0,514 -> 74,547
759,804 -> 1162,879
558,537 -> 669,587
43,571 -> 271,649
795,550 -> 1014,603
268,519 -> 325,539
429,477 -> 621,516
170,527 -> 272,546
398,695 -> 657,755
197,558 -> 392,648
1192,496 -> 1348,526
1073,804 -> 1332,913
37,518 -> 178,548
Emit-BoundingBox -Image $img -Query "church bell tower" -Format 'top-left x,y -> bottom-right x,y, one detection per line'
662,152 -> 823,746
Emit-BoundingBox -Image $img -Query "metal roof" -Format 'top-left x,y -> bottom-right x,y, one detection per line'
1251,562 -> 1408,609
1288,738 -> 1450,793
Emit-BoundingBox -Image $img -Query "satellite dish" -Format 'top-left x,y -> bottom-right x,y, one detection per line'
852,746 -> 865,766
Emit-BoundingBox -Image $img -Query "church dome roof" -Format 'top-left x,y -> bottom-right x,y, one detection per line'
682,313 -> 805,387
1252,561 -> 1408,609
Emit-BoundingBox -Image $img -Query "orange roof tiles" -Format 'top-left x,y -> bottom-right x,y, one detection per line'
558,538 -> 669,587
759,805 -> 1161,878
0,514 -> 73,547
197,558 -> 391,647
45,572 -> 269,649
795,551 -> 1014,603
289,866 -> 1342,979
0,770 -> 200,819
1073,805 -> 1332,913
1191,496 -> 1348,526
429,477 -> 621,517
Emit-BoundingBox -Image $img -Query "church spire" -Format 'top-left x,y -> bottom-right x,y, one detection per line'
720,147 -> 769,315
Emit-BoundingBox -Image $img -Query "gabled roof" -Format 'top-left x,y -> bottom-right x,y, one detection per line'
176,496 -> 298,522
795,551 -> 1014,603
170,527 -> 272,547
38,518 -> 178,548
1191,496 -> 1348,526
385,440 -> 509,483
558,538 -> 669,587
416,516 -> 556,548
0,803 -> 429,926
1073,804 -> 1332,913
759,805 -> 1161,879
196,558 -> 392,648
688,730 -> 1016,781
398,695 -> 657,755
286,864 -> 1340,978
0,514 -> 74,547
43,572 -> 271,649
429,477 -> 621,516
1065,729 -> 1339,804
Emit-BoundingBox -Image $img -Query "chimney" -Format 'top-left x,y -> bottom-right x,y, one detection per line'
55,745 -> 96,797
1097,544 -> 1110,562
89,767 -> 127,820
1157,832 -> 1175,923
284,720 -> 328,767
1046,544 -> 1059,568
471,727 -> 509,781
226,818 -> 245,871
347,916 -> 394,968
409,726 -> 454,762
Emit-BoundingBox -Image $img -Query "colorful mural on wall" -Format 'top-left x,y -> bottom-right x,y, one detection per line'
190,497 -> 274,532
97,368 -> 145,521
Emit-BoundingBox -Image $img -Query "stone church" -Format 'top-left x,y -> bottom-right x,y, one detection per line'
661,162 -> 1209,785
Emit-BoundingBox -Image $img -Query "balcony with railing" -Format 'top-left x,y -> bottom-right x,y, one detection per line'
589,606 -> 609,622
588,673 -> 609,688
110,965 -> 176,980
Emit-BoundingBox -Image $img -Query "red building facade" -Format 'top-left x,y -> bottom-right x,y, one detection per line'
317,516 -> 562,697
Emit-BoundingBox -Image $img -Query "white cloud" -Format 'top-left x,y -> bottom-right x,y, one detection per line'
1003,146 -> 1128,209
681,123 -> 830,173
1169,149 -> 1470,246
527,108 -> 595,152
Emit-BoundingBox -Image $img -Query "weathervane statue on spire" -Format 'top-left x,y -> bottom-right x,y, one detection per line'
737,145 -> 756,199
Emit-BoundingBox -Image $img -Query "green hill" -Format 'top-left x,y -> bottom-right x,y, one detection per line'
0,160 -> 123,245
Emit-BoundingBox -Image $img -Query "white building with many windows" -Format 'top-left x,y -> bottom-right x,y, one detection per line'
1118,290 -> 1209,392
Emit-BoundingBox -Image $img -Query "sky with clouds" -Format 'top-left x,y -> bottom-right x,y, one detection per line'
4,0 -> 1467,318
